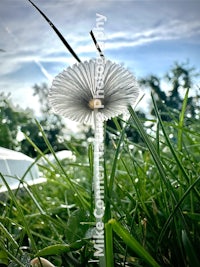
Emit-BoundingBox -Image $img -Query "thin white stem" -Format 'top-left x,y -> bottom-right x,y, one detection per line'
93,109 -> 106,266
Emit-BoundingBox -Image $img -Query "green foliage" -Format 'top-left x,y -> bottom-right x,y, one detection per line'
1,63 -> 200,266
0,93 -> 32,150
1,89 -> 200,266
107,219 -> 160,267
140,62 -> 200,121
0,85 -> 66,157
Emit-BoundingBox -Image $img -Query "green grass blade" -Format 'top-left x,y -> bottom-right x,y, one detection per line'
151,92 -> 189,184
178,88 -> 189,152
26,120 -> 89,209
0,223 -> 21,252
151,92 -> 200,199
182,229 -> 200,266
0,173 -> 37,253
108,119 -> 125,194
128,106 -> 178,204
157,175 -> 200,245
108,219 -> 160,267
0,244 -> 25,267
105,222 -> 114,267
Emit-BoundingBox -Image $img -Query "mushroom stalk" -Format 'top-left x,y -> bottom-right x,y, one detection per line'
93,108 -> 105,266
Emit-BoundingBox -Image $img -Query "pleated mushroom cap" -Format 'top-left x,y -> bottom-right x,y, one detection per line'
49,59 -> 139,124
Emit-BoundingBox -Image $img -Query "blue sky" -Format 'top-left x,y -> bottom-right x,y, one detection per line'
0,0 -> 200,122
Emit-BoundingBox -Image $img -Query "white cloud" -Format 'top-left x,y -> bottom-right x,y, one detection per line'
105,19 -> 200,50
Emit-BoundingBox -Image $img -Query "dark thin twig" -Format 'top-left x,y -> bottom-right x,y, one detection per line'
90,30 -> 105,59
27,0 -> 81,63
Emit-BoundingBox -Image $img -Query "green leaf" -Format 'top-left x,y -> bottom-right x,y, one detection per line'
105,222 -> 114,267
0,250 -> 8,265
36,240 -> 85,257
108,219 -> 160,267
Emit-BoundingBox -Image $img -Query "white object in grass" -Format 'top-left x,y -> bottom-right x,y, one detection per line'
31,257 -> 55,267
0,147 -> 45,193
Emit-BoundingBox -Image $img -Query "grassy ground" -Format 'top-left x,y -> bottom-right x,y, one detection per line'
0,94 -> 200,266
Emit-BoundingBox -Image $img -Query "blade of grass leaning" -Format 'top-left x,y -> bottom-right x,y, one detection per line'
119,150 -> 151,217
128,104 -> 193,257
90,30 -> 105,59
15,155 -> 42,186
23,184 -> 45,215
177,88 -> 190,197
23,185 -> 64,243
0,244 -> 25,267
177,88 -> 189,152
149,95 -> 198,250
155,120 -> 160,155
151,92 -> 200,198
105,118 -> 127,222
26,119 -> 89,209
108,219 -> 160,267
154,120 -> 169,214
157,175 -> 200,246
23,133 -> 62,173
182,229 -> 200,266
88,143 -> 95,213
27,0 -> 81,62
128,105 -> 178,205
151,92 -> 189,184
108,118 -> 127,194
0,222 -> 21,252
0,173 -> 37,253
